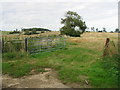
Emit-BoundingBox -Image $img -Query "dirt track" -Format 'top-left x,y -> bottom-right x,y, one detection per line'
2,68 -> 69,88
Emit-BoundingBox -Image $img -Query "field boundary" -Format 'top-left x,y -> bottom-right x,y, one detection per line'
2,36 -> 66,54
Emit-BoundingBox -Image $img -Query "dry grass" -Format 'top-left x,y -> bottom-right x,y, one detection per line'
81,32 -> 118,38
1,31 -> 60,41
2,31 -> 118,53
67,32 -> 118,52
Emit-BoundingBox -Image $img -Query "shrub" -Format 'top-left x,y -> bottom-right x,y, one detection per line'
24,30 -> 39,35
2,40 -> 24,53
41,31 -> 45,33
9,30 -> 20,34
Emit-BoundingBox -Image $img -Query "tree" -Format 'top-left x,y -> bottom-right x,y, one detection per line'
110,31 -> 114,33
32,28 -> 37,34
103,27 -> 107,32
115,28 -> 119,33
91,27 -> 95,32
24,30 -> 31,35
96,28 -> 98,32
9,28 -> 20,34
60,11 -> 87,37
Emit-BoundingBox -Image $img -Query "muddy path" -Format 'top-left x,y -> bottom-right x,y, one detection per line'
2,68 -> 69,88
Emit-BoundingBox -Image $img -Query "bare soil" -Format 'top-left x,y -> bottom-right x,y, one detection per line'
2,68 -> 69,88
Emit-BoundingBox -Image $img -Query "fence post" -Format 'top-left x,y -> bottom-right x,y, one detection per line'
25,38 -> 28,52
103,38 -> 110,56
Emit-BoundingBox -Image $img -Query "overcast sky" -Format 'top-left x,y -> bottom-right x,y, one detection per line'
0,0 -> 119,32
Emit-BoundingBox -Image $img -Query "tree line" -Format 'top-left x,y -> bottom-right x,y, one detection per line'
9,11 -> 119,36
86,27 -> 119,33
9,28 -> 51,35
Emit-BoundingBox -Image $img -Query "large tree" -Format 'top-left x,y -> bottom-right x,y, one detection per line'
60,11 -> 87,37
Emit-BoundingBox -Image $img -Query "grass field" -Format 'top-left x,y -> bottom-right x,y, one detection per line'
2,32 -> 119,88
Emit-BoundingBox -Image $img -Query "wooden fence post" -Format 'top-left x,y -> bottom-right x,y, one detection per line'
25,38 -> 28,52
103,38 -> 110,56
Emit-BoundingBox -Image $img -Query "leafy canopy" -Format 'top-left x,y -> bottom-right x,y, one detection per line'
60,11 -> 87,37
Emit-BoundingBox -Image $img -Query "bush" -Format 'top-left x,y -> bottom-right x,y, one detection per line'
110,31 -> 114,33
2,40 -> 24,53
9,30 -> 20,34
41,31 -> 45,33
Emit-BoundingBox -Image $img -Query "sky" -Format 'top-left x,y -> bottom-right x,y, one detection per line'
0,0 -> 119,32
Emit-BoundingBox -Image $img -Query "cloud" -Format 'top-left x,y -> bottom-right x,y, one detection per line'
0,1 -> 118,31
86,15 -> 117,31
0,0 -> 119,2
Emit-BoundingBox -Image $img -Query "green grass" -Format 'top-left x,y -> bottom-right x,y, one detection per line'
68,42 -> 78,45
3,61 -> 32,77
32,48 -> 118,88
79,60 -> 118,88
2,31 -> 11,35
2,52 -> 28,61
2,38 -> 118,88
